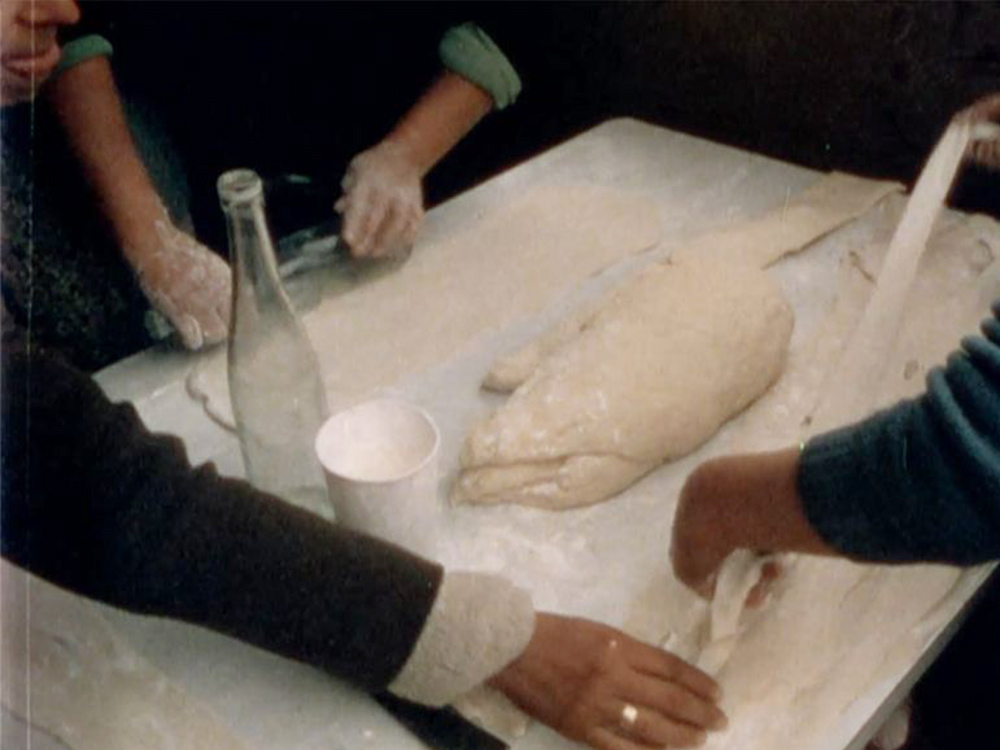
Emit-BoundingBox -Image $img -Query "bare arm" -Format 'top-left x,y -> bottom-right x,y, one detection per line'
47,57 -> 230,349
670,447 -> 839,599
47,56 -> 163,259
672,294 -> 1000,592
385,70 -> 494,177
336,71 -> 494,259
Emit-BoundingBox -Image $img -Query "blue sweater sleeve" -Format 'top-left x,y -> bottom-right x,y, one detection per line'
798,299 -> 1000,564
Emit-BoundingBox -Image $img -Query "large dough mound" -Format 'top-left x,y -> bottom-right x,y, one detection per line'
452,258 -> 794,509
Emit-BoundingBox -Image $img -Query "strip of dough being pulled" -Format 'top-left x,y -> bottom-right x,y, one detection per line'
452,257 -> 794,509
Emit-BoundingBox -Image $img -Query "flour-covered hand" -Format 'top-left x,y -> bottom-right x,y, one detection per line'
334,140 -> 424,260
131,221 -> 231,350
489,613 -> 726,750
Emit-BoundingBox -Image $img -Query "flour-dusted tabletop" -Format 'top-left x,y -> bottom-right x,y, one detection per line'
81,118 -> 997,750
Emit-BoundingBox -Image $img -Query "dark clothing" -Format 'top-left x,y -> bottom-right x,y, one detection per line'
0,105 -> 158,371
799,300 -> 1000,564
0,337 -> 441,691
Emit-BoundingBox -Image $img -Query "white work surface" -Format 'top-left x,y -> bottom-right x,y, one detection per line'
84,119 -> 995,750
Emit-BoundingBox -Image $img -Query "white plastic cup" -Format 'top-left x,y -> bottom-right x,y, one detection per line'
314,398 -> 441,558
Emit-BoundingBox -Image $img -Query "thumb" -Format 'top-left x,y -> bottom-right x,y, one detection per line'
174,313 -> 204,350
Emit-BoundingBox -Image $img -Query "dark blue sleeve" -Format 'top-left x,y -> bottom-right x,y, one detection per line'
798,300 -> 1000,564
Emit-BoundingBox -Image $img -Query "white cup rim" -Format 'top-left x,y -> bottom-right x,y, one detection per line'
314,397 -> 441,485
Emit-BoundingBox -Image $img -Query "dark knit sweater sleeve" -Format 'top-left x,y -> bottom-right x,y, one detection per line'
798,300 -> 1000,564
0,342 -> 442,692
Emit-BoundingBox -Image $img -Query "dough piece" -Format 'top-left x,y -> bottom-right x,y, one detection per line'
810,117 -> 974,432
452,257 -> 794,509
637,552 -> 773,678
622,189 -> 997,750
1,562 -> 249,750
696,550 -> 776,675
672,171 -> 902,269
482,297 -> 605,393
484,171 -> 901,394
188,183 -> 662,428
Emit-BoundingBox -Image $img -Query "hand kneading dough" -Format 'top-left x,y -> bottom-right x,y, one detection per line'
452,258 -> 794,509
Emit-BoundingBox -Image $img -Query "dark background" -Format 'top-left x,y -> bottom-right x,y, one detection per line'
76,1 -> 999,246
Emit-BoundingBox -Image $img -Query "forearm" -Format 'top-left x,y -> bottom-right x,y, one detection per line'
0,342 -> 542,700
47,55 -> 164,260
382,19 -> 522,177
0,343 -> 441,690
670,446 -> 837,598
686,449 -> 838,560
799,302 -> 1000,564
383,71 -> 493,177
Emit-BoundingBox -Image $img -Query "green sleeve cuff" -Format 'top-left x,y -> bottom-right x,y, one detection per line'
55,34 -> 113,75
438,22 -> 521,110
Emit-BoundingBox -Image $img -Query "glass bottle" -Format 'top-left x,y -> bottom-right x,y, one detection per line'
217,169 -> 332,518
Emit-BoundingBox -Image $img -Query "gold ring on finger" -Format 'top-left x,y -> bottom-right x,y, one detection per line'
620,703 -> 639,731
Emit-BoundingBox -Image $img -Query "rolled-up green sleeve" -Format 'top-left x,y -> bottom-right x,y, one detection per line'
438,22 -> 521,110
55,34 -> 113,75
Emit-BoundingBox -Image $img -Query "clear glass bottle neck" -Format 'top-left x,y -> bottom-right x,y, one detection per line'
224,196 -> 287,306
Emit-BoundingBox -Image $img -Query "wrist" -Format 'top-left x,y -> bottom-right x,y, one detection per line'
707,448 -> 834,556
388,571 -> 535,707
379,132 -> 430,178
113,199 -> 174,268
680,459 -> 744,562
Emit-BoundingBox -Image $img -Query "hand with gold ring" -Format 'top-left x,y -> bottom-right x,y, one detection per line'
489,613 -> 728,750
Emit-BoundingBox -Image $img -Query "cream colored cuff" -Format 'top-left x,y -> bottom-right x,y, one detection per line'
388,571 -> 535,707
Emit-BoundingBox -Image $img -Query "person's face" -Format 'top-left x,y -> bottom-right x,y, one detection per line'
1,0 -> 80,105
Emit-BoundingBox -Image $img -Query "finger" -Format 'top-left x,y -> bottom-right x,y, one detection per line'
175,313 -> 204,350
216,294 -> 232,330
180,284 -> 227,341
669,540 -> 719,602
342,188 -> 386,258
339,189 -> 370,254
760,559 -> 781,581
340,168 -> 357,193
626,641 -> 720,702
147,289 -> 202,351
605,701 -> 711,749
745,560 -> 782,609
399,202 -> 424,247
693,573 -> 717,601
623,674 -> 727,732
199,308 -> 229,345
368,200 -> 411,259
355,197 -> 389,257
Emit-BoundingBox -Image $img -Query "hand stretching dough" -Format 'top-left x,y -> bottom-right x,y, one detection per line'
452,257 -> 794,509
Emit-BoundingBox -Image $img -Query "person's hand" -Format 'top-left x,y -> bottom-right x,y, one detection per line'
670,448 -> 833,600
489,613 -> 727,750
334,140 -> 424,259
670,460 -> 745,601
131,221 -> 231,350
963,90 -> 1000,171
